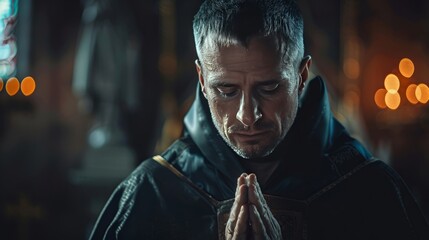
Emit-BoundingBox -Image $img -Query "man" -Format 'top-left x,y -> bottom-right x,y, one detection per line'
90,0 -> 429,239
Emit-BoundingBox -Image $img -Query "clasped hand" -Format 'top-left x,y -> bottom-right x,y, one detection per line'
225,173 -> 282,240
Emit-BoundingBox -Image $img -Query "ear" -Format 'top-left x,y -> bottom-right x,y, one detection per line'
195,59 -> 207,98
298,55 -> 312,91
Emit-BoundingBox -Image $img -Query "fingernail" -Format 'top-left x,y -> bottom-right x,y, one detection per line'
251,173 -> 257,181
246,174 -> 255,184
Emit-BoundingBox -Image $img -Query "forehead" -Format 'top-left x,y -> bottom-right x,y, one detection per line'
200,37 -> 284,72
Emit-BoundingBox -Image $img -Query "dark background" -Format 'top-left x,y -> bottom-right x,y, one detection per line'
0,0 -> 428,239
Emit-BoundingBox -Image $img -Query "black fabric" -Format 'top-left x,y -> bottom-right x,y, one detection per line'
89,77 -> 429,239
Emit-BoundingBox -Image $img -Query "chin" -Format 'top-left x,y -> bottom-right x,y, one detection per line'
231,144 -> 276,159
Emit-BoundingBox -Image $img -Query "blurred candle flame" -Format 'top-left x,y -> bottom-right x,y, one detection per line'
5,76 -> 19,96
384,74 -> 400,94
374,88 -> 387,109
399,58 -> 414,78
21,76 -> 36,96
385,91 -> 401,110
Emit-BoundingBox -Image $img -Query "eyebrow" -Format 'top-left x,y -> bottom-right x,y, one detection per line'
256,79 -> 280,86
209,80 -> 237,88
209,79 -> 280,88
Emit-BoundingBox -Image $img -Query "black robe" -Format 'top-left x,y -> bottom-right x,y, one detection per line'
89,77 -> 429,239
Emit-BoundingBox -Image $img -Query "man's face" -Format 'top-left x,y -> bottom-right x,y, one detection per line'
196,37 -> 309,159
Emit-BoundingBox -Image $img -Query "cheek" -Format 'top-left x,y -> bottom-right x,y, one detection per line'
208,97 -> 232,128
273,109 -> 287,134
264,94 -> 298,133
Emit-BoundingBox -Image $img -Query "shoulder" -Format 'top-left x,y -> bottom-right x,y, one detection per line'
344,157 -> 407,189
90,137 -> 201,239
124,136 -> 195,177
326,148 -> 410,197
116,135 -> 205,203
120,136 -> 197,193
316,151 -> 418,218
99,137 -> 197,213
312,142 -> 410,202
325,142 -> 370,177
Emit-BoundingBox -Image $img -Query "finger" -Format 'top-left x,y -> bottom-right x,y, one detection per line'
247,174 -> 267,216
248,177 -> 282,239
247,174 -> 273,232
251,203 -> 282,240
232,175 -> 248,217
227,175 -> 249,237
230,184 -> 248,219
235,173 -> 247,196
232,178 -> 248,216
247,175 -> 282,239
232,205 -> 249,240
249,204 -> 268,240
247,174 -> 267,204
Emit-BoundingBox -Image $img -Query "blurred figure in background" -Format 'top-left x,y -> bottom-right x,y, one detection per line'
73,0 -> 162,165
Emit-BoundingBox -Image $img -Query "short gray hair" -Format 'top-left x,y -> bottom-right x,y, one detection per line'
193,0 -> 304,69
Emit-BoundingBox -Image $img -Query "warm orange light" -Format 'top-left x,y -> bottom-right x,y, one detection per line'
385,92 -> 401,110
374,88 -> 387,109
384,74 -> 400,93
416,85 -> 422,101
399,58 -> 414,78
6,77 -> 19,96
406,84 -> 418,104
21,76 -> 36,96
416,83 -> 429,104
0,78 -> 3,92
343,58 -> 360,79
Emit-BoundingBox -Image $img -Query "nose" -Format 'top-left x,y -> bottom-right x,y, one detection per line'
236,93 -> 262,127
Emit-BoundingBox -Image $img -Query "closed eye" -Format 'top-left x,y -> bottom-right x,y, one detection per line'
217,86 -> 238,97
259,83 -> 279,93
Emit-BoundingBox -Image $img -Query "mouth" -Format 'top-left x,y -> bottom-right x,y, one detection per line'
232,131 -> 269,143
234,131 -> 267,136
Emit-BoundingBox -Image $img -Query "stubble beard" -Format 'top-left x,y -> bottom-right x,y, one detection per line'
210,113 -> 282,159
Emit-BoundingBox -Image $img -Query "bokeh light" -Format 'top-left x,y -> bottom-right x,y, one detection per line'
399,58 -> 415,78
406,84 -> 418,104
21,76 -> 36,96
385,92 -> 401,110
0,78 -> 3,91
5,77 -> 19,96
374,88 -> 387,109
416,83 -> 429,104
384,74 -> 400,93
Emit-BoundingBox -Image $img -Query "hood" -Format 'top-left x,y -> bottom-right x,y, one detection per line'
183,76 -> 361,189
